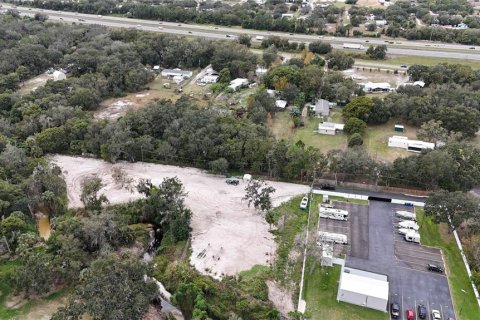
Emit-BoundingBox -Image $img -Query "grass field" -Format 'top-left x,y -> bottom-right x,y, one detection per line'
364,120 -> 417,162
293,117 -> 348,154
416,210 -> 480,320
379,56 -> 480,69
303,261 -> 389,320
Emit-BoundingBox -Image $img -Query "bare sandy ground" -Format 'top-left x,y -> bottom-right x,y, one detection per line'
52,155 -> 309,278
266,280 -> 295,316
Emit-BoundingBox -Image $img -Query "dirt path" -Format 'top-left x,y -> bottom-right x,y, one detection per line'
52,155 -> 309,278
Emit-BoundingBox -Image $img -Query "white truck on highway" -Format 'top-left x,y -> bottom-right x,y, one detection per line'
343,43 -> 365,50
318,231 -> 348,244
398,220 -> 419,231
396,210 -> 416,221
319,206 -> 349,221
404,231 -> 420,243
255,35 -> 264,41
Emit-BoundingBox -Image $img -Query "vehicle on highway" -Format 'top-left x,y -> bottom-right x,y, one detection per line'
214,27 -> 218,29
98,15 -> 102,18
400,64 -> 408,68
427,263 -> 444,273
225,177 -> 239,186
188,31 -> 192,34
59,17 -> 63,20
417,304 -> 427,319
136,24 -> 142,28
470,47 -> 475,50
255,36 -> 264,40
343,43 -> 365,50
300,196 -> 309,210
158,26 -> 163,29
432,309 -> 442,320
289,33 -> 294,35
406,308 -> 415,320
319,183 -> 335,190
226,34 -> 232,38
390,302 -> 400,318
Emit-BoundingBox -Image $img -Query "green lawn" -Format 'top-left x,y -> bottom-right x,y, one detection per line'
293,117 -> 347,154
328,196 -> 369,205
357,56 -> 480,69
416,210 -> 480,320
303,261 -> 389,320
0,259 -> 22,319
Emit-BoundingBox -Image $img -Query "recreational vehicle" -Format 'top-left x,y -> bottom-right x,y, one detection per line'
319,206 -> 349,221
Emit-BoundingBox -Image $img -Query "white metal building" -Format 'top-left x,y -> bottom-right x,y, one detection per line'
361,82 -> 393,93
161,68 -> 193,78
388,136 -> 434,153
275,100 -> 287,109
337,267 -> 389,312
318,122 -> 344,135
228,78 -> 249,91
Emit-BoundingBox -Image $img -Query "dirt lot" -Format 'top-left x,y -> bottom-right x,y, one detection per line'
17,73 -> 54,95
95,72 -> 212,120
52,155 -> 309,278
343,68 -> 409,88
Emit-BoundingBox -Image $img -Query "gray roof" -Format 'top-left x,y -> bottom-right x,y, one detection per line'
319,122 -> 335,129
313,99 -> 330,116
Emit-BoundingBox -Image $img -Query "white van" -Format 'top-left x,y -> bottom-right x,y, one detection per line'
404,231 -> 420,243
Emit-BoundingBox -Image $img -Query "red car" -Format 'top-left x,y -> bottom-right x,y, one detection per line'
406,309 -> 415,320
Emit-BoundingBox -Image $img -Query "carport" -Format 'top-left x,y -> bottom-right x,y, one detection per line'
337,266 -> 389,312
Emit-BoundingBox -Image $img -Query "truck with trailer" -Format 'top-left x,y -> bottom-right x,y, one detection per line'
319,206 -> 349,221
398,220 -> 419,231
318,231 -> 348,244
404,231 -> 420,243
396,210 -> 416,221
343,43 -> 365,50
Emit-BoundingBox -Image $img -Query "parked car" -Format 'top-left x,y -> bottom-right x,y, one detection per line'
225,177 -> 239,186
432,309 -> 442,320
406,308 -> 415,320
300,196 -> 309,210
390,302 -> 400,318
320,183 -> 335,190
427,264 -> 444,273
417,304 -> 427,319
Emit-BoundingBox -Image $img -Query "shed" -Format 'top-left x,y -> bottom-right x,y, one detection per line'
275,100 -> 287,109
321,243 -> 333,267
228,78 -> 249,91
318,122 -> 344,135
337,267 -> 389,312
243,174 -> 252,181
53,70 -> 66,81
394,124 -> 404,132
361,82 -> 392,93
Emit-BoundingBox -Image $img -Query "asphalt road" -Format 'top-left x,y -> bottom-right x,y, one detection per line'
345,202 -> 455,320
3,4 -> 480,61
312,185 -> 429,203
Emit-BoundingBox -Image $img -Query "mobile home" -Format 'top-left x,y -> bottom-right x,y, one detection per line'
318,231 -> 348,244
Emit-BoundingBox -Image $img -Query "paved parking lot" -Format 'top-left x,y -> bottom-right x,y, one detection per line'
344,201 -> 455,320
318,201 -> 369,258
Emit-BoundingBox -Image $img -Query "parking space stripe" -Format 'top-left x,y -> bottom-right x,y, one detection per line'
396,265 -> 446,277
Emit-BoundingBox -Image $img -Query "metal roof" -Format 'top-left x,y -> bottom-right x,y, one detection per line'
339,268 -> 389,300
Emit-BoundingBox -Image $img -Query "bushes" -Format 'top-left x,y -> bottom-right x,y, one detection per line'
348,133 -> 364,147
344,118 -> 367,135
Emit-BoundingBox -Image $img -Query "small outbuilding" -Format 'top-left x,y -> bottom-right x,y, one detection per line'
53,70 -> 66,81
318,122 -> 344,135
337,267 -> 389,312
361,82 -> 393,93
394,124 -> 404,132
228,78 -> 249,91
388,136 -> 434,153
275,100 -> 288,109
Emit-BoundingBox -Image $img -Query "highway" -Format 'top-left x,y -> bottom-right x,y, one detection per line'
3,4 -> 480,61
